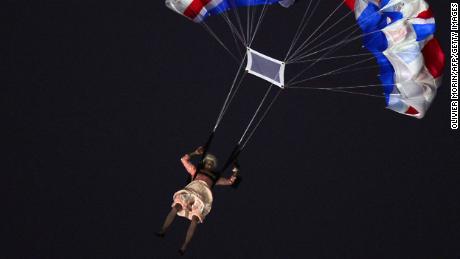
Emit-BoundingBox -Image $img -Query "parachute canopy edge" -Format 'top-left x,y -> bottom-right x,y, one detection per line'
165,0 -> 293,23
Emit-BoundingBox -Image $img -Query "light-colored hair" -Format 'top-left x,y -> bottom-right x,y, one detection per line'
203,154 -> 218,169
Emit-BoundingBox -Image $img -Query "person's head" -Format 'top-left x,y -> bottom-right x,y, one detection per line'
202,154 -> 218,170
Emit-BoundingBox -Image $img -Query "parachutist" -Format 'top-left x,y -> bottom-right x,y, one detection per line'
157,146 -> 239,253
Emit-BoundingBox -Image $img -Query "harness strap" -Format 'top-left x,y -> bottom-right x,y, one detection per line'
192,132 -> 216,182
219,144 -> 242,173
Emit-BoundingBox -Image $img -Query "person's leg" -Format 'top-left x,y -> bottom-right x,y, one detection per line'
156,204 -> 182,237
179,216 -> 199,255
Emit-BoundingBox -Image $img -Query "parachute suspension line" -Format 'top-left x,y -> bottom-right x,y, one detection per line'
246,0 -> 249,42
289,83 -> 392,90
238,84 -> 274,145
292,53 -> 373,63
203,56 -> 248,174
291,8 -> 385,62
248,0 -> 271,47
289,9 -> 353,61
287,0 -> 344,62
229,0 -> 247,45
220,85 -> 281,172
285,0 -> 322,61
290,56 -> 376,85
306,27 -> 381,57
231,28 -> 245,59
246,0 -> 254,44
287,26 -> 373,85
248,5 -> 267,47
300,4 -> 386,55
297,64 -> 382,79
246,0 -> 259,46
249,0 -> 259,43
201,22 -> 240,62
289,86 -> 385,98
305,21 -> 360,53
215,71 -> 247,130
241,89 -> 281,150
219,72 -> 247,122
249,0 -> 257,43
213,54 -> 248,131
214,71 -> 246,132
221,12 -> 246,46
289,29 -> 382,64
284,0 -> 315,60
220,13 -> 245,58
295,53 -> 374,63
290,7 -> 386,63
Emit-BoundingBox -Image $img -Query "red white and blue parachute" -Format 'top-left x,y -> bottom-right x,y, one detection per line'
166,0 -> 293,22
166,0 -> 445,119
345,0 -> 445,118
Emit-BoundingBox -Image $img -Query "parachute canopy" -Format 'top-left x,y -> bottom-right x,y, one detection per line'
165,0 -> 289,22
346,0 -> 445,118
165,0 -> 445,118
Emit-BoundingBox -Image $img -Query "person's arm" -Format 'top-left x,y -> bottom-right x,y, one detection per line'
215,166 -> 239,186
180,146 -> 204,177
215,175 -> 237,186
181,154 -> 197,177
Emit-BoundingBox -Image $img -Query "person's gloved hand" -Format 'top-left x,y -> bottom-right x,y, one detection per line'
230,161 -> 242,189
195,146 -> 204,155
190,146 -> 204,156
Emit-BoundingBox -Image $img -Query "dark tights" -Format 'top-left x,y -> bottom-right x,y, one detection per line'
158,204 -> 181,234
158,204 -> 200,252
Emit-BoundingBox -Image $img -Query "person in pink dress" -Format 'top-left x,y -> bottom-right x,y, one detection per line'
156,146 -> 240,255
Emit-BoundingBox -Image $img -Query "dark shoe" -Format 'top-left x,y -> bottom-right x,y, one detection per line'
155,232 -> 165,238
178,249 -> 185,256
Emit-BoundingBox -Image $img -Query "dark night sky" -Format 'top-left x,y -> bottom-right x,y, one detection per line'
4,0 -> 460,258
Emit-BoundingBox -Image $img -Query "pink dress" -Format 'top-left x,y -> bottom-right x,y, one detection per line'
172,180 -> 213,223
173,154 -> 214,223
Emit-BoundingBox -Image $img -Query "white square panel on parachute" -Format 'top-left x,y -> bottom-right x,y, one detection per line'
245,48 -> 285,88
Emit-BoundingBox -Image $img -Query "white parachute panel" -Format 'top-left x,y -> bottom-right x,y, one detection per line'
246,48 -> 285,88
